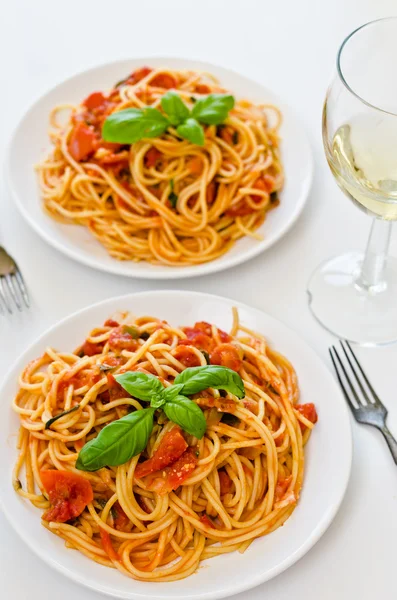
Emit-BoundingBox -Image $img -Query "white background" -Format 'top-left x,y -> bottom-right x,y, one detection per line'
1,1 -> 397,598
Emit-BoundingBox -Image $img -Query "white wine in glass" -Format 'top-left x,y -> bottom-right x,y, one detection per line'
308,18 -> 397,345
331,118 -> 397,220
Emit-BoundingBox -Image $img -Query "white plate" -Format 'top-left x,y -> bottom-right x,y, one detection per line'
6,58 -> 313,279
0,291 -> 351,600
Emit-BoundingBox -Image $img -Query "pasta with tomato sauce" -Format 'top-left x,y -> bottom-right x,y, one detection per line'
36,66 -> 283,266
12,309 -> 316,582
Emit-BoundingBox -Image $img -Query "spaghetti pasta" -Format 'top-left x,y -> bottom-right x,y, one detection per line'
36,67 -> 283,266
12,309 -> 317,582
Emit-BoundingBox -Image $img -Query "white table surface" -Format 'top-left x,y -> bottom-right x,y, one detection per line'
1,0 -> 397,598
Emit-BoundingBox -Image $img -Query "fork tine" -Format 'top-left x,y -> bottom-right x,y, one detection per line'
330,345 -> 362,405
329,347 -> 358,413
5,274 -> 22,311
340,341 -> 374,405
14,267 -> 30,308
0,279 -> 12,314
345,341 -> 382,405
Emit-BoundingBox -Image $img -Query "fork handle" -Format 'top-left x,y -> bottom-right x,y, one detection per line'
379,426 -> 397,465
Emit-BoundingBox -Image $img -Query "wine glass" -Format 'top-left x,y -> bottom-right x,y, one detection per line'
308,17 -> 397,345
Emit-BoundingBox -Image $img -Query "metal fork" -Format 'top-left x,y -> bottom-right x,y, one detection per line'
0,246 -> 29,314
329,340 -> 397,464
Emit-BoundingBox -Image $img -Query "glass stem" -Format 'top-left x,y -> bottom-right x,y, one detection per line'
357,218 -> 391,292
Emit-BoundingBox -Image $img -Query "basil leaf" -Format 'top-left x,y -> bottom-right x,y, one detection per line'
102,107 -> 169,144
123,325 -> 139,338
115,76 -> 129,88
150,394 -> 166,409
161,91 -> 190,126
192,94 -> 235,125
76,407 -> 155,471
45,405 -> 80,430
115,371 -> 164,401
162,384 -> 184,402
174,365 -> 245,398
163,396 -> 206,438
169,191 -> 178,208
176,118 -> 205,146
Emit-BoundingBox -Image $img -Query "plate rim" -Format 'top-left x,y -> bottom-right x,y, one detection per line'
0,290 -> 352,600
5,56 -> 314,280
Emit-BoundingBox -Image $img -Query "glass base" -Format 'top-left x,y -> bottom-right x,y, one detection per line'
307,251 -> 397,346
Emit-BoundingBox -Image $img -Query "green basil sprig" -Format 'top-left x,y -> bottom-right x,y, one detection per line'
45,404 -> 80,430
76,407 -> 155,471
76,365 -> 244,472
176,117 -> 204,146
102,92 -> 235,147
191,94 -> 235,125
174,365 -> 245,398
163,396 -> 206,438
160,92 -> 190,125
101,107 -> 169,144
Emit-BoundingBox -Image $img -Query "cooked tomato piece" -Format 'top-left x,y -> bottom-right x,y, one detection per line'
101,356 -> 125,368
151,73 -> 176,89
106,373 -> 130,400
218,470 -> 233,495
83,91 -> 107,110
261,174 -> 276,193
210,343 -> 242,372
274,432 -> 285,447
195,395 -> 236,413
98,141 -> 124,152
199,514 -> 215,528
173,345 -> 202,367
145,448 -> 197,495
144,147 -> 162,168
81,340 -> 103,356
192,321 -> 231,342
108,89 -> 121,102
135,426 -> 187,479
295,403 -> 318,431
40,470 -> 93,523
126,66 -> 152,85
187,157 -> 203,175
219,126 -> 235,145
190,321 -> 212,336
100,528 -> 119,561
195,84 -> 211,94
58,369 -> 100,398
275,475 -> 292,502
112,501 -> 129,530
148,185 -> 162,199
225,201 -> 256,217
109,326 -> 139,352
68,123 -> 97,162
251,175 -> 276,202
110,162 -> 129,177
206,181 -> 217,204
104,319 -> 120,327
179,332 -> 214,353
